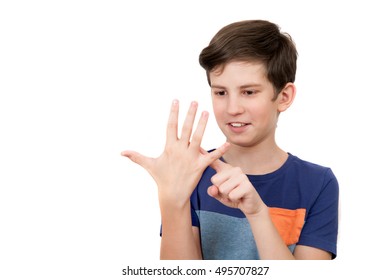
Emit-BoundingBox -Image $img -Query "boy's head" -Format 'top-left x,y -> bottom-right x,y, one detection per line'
199,20 -> 297,99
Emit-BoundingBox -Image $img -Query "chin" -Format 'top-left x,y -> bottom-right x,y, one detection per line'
230,141 -> 257,148
225,137 -> 257,148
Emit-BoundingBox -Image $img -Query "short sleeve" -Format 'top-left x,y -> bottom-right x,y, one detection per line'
190,188 -> 200,227
297,168 -> 339,258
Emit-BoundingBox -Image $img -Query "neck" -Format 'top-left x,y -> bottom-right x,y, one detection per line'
222,142 -> 288,175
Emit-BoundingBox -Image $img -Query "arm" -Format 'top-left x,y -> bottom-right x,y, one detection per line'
246,208 -> 331,259
208,160 -> 332,260
159,202 -> 202,259
122,100 -> 228,259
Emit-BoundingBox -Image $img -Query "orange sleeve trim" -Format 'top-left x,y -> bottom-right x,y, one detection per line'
269,207 -> 306,246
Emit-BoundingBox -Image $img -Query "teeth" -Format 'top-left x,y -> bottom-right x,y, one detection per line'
230,123 -> 246,127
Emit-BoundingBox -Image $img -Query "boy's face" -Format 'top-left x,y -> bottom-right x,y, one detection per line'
210,61 -> 280,148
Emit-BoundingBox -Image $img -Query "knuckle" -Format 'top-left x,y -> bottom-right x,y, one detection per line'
219,186 -> 228,196
210,176 -> 218,186
181,121 -> 191,131
129,153 -> 140,164
215,184 -> 223,192
228,192 -> 237,201
167,121 -> 177,129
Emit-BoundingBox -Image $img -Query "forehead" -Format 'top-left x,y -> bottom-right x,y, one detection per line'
209,61 -> 269,86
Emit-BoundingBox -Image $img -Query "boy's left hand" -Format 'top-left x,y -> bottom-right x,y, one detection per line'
207,159 -> 267,217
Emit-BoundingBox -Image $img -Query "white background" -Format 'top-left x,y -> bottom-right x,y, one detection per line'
1,0 -> 389,279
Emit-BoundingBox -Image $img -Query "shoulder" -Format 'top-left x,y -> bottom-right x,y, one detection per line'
283,154 -> 339,203
287,153 -> 337,182
288,153 -> 330,172
288,154 -> 339,208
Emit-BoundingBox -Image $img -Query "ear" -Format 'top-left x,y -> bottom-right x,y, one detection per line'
277,82 -> 296,113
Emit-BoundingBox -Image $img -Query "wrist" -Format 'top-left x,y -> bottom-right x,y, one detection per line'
159,200 -> 192,229
245,204 -> 269,222
157,184 -> 194,210
159,196 -> 191,214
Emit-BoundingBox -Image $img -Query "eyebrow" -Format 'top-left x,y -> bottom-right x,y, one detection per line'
211,83 -> 263,89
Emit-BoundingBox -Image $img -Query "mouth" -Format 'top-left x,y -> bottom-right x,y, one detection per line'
228,122 -> 250,127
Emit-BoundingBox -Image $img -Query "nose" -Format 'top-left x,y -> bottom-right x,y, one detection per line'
227,95 -> 244,116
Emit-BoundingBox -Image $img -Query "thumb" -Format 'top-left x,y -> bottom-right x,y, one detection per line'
207,185 -> 231,206
207,185 -> 219,198
121,150 -> 153,170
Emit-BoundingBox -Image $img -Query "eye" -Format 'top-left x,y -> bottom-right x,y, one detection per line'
214,90 -> 226,96
243,90 -> 255,95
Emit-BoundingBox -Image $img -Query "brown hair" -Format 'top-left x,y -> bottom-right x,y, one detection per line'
199,20 -> 297,98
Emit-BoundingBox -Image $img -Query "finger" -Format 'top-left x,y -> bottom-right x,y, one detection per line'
206,143 -> 230,172
199,147 -> 208,155
209,158 -> 229,173
207,186 -> 232,206
180,101 -> 198,143
207,185 -> 219,198
226,186 -> 247,203
166,99 -> 179,146
213,173 -> 243,195
190,111 -> 208,148
121,150 -> 153,170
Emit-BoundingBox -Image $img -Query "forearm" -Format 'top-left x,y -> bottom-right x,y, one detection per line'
159,201 -> 202,260
247,207 -> 295,260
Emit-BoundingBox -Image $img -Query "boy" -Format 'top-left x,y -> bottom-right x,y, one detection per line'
122,20 -> 339,260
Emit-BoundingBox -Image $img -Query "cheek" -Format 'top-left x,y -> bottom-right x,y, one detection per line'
248,103 -> 275,123
212,100 -> 224,120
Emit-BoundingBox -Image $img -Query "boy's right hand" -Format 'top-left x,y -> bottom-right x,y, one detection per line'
207,158 -> 267,218
121,100 -> 229,209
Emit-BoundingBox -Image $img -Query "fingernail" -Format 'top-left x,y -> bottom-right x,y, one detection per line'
172,99 -> 179,105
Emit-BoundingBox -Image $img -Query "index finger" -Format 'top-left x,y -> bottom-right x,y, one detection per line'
166,99 -> 179,146
209,157 -> 230,172
206,143 -> 231,172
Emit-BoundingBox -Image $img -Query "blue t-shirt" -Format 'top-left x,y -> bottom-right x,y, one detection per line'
190,153 -> 339,260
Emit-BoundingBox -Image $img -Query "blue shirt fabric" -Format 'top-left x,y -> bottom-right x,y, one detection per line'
190,153 -> 339,260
